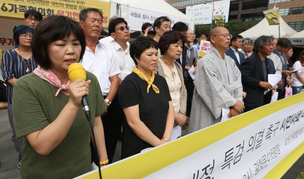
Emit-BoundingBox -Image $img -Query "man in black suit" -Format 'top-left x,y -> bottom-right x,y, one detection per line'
241,35 -> 277,112
225,34 -> 245,70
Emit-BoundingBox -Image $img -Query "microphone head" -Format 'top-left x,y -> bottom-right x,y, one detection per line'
68,63 -> 86,82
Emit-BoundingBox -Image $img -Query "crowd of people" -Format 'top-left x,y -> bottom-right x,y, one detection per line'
1,8 -> 304,178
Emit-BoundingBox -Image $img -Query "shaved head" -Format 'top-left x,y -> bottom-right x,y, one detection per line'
209,27 -> 227,37
209,27 -> 231,54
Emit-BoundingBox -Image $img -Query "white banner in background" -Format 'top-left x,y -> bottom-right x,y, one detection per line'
186,0 -> 230,25
144,103 -> 304,178
127,6 -> 192,32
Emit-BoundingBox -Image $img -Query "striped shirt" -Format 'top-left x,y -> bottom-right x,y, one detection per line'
1,49 -> 38,104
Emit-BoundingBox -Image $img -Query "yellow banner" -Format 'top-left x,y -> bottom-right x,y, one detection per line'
214,16 -> 224,27
264,9 -> 280,26
77,93 -> 304,178
0,0 -> 110,25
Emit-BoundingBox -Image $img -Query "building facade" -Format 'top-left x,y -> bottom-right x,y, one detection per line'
269,0 -> 304,32
166,0 -> 304,31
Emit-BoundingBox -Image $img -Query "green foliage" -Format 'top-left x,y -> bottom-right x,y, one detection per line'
194,19 -> 255,36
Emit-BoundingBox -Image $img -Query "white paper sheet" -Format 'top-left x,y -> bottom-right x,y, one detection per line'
270,91 -> 278,103
292,66 -> 304,73
221,108 -> 230,122
189,65 -> 196,80
264,74 -> 282,95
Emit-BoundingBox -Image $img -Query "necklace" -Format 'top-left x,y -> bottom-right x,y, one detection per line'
16,48 -> 31,72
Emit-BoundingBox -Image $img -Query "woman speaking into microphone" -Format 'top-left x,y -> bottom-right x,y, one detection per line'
12,16 -> 108,178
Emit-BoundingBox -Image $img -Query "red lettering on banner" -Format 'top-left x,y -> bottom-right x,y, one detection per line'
7,38 -> 14,46
0,38 -> 6,45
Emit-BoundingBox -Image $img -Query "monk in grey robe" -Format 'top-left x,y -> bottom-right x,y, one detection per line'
188,27 -> 244,133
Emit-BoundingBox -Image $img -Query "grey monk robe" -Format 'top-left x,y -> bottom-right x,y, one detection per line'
188,46 -> 243,133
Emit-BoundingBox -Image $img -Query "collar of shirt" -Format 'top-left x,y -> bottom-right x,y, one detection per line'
85,40 -> 103,53
113,41 -> 130,53
230,47 -> 238,52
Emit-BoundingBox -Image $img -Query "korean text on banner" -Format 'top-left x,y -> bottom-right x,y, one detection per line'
76,93 -> 304,178
128,6 -> 191,32
0,0 -> 110,25
198,40 -> 212,59
186,0 -> 230,25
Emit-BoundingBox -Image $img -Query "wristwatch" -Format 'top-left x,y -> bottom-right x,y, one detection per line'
104,99 -> 112,105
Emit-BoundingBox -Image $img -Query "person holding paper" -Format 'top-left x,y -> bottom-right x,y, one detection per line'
155,30 -> 187,140
241,35 -> 276,112
291,50 -> 304,94
12,16 -> 108,178
188,27 -> 244,133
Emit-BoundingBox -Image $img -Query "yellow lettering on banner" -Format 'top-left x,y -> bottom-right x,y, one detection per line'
0,0 -> 110,25
78,93 -> 304,179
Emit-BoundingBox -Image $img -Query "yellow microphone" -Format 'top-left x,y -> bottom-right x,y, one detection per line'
68,63 -> 86,82
68,63 -> 91,121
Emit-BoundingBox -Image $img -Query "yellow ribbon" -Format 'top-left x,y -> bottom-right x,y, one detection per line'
133,67 -> 160,94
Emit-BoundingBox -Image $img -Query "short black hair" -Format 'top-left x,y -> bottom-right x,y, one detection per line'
24,10 -> 42,21
130,36 -> 158,65
108,18 -> 128,35
277,38 -> 292,49
231,34 -> 243,42
153,16 -> 170,32
79,8 -> 103,22
13,25 -> 34,45
172,22 -> 188,32
142,22 -> 152,33
196,31 -> 208,39
159,30 -> 185,55
32,16 -> 86,69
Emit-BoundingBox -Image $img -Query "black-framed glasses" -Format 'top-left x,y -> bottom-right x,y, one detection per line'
118,25 -> 130,31
213,33 -> 232,39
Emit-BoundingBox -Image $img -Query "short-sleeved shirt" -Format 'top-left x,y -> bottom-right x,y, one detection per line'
13,72 -> 106,179
1,49 -> 38,104
292,61 -> 304,87
105,41 -> 135,81
118,72 -> 171,158
80,42 -> 120,95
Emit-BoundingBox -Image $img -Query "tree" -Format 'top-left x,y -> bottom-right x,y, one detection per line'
195,19 -> 255,37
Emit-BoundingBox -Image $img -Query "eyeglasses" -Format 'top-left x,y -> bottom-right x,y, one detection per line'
213,33 -> 232,39
187,33 -> 196,37
26,17 -> 40,23
20,33 -> 33,39
117,25 -> 130,31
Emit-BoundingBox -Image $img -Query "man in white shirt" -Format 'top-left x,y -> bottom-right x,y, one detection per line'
107,17 -> 135,83
79,8 -> 120,163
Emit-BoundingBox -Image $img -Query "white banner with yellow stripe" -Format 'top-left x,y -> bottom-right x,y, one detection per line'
76,93 -> 304,179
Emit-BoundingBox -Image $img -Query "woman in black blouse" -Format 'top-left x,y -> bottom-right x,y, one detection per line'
118,36 -> 174,158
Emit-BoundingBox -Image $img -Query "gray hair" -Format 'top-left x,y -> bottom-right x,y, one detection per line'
253,35 -> 273,53
79,8 -> 103,22
242,38 -> 253,45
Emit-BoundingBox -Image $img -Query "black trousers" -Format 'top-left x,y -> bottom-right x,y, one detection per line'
184,78 -> 194,116
92,96 -> 124,164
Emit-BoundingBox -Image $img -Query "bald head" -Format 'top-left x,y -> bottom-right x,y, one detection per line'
209,27 -> 231,53
209,27 -> 227,37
